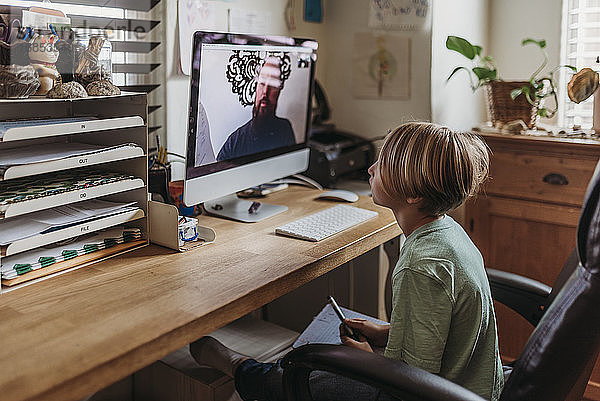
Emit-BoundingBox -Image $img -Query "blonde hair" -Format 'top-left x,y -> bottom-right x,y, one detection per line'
378,122 -> 489,216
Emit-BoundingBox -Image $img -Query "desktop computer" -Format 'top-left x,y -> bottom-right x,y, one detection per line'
184,31 -> 317,222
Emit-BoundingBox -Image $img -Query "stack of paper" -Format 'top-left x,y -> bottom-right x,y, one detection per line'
22,10 -> 71,30
0,143 -> 144,178
0,116 -> 145,143
1,227 -> 142,280
0,170 -> 140,217
210,315 -> 300,362
0,200 -> 139,246
0,118 -> 91,140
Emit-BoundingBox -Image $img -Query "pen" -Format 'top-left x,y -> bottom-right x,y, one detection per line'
328,296 -> 361,341
49,24 -> 60,41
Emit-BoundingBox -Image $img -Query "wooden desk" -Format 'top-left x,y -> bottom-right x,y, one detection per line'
0,186 -> 400,401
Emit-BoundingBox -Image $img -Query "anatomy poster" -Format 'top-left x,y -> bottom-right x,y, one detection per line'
352,33 -> 411,99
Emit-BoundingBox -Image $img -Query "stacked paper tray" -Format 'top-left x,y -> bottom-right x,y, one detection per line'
0,170 -> 145,220
0,142 -> 145,181
1,207 -> 145,258
0,94 -> 150,293
1,227 -> 145,287
0,116 -> 144,142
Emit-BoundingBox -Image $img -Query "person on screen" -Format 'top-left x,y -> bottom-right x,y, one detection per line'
216,56 -> 295,161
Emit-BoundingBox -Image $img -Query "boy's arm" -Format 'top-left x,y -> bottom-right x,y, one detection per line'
385,268 -> 453,374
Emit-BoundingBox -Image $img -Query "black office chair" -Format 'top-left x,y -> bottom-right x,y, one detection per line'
282,160 -> 600,401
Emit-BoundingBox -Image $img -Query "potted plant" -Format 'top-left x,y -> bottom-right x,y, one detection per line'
446,35 -> 572,129
446,35 -> 498,90
510,39 -> 576,119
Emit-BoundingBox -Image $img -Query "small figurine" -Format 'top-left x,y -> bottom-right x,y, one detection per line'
29,34 -> 61,95
75,36 -> 110,87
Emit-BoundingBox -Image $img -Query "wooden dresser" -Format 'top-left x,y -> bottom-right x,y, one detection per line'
465,131 -> 600,400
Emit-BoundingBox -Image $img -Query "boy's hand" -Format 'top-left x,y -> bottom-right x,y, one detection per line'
339,326 -> 373,353
343,318 -> 390,347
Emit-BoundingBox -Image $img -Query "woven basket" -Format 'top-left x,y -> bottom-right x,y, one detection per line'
486,80 -> 538,129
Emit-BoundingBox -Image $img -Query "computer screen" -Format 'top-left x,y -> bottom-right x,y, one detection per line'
184,31 -> 317,207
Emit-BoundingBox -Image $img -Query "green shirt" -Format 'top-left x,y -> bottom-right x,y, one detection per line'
384,216 -> 503,401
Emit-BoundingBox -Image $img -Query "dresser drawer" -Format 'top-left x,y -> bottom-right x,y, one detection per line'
487,150 -> 598,206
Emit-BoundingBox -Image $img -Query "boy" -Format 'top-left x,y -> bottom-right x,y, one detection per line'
191,122 -> 504,400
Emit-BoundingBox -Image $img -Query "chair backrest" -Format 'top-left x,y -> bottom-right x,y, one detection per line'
500,160 -> 600,401
545,248 -> 579,308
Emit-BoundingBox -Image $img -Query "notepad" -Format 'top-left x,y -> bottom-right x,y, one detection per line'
292,303 -> 388,348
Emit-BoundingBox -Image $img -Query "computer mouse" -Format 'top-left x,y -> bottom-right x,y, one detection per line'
316,189 -> 359,202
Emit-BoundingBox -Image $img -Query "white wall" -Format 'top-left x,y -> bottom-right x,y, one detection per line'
164,1 -> 297,179
489,0 -> 562,81
165,1 -> 433,178
320,0 -> 432,138
430,0 -> 489,130
431,0 -> 563,129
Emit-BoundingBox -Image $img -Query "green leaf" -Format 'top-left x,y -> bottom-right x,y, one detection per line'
447,66 -> 471,82
472,67 -> 497,81
446,36 -> 475,60
538,108 -> 548,117
510,88 -> 523,100
564,64 -> 577,72
473,45 -> 482,57
522,38 -> 546,48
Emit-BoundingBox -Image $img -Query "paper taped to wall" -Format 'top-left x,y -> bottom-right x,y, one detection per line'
368,0 -> 430,31
178,0 -> 218,75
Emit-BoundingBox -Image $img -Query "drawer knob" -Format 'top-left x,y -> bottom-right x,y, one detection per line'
543,173 -> 568,186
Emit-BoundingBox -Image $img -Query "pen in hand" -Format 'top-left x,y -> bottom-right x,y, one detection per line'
328,296 -> 361,341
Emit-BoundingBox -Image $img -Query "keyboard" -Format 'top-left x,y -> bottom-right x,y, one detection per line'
275,205 -> 379,242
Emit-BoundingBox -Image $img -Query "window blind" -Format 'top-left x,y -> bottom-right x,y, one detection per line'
559,0 -> 600,129
0,0 -> 164,142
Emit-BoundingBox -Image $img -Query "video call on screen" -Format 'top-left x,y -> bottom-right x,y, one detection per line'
193,44 -> 313,168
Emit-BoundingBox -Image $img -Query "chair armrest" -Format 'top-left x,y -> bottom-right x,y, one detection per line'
282,344 -> 486,401
486,268 -> 551,326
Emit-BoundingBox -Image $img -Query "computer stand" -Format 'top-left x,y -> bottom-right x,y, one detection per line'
204,194 -> 288,223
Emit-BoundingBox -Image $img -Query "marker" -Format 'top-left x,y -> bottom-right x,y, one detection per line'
328,296 -> 361,341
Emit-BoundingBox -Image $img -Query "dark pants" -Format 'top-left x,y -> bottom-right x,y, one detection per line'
235,358 -> 398,401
